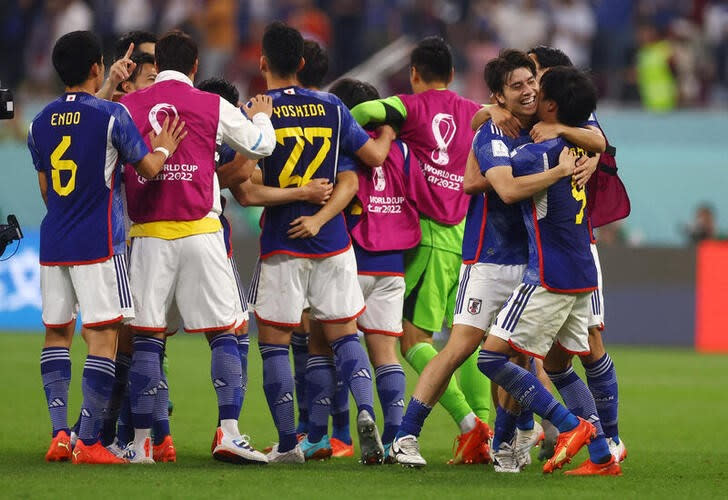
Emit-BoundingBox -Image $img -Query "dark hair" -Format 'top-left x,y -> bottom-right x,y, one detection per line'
114,30 -> 157,61
298,40 -> 329,88
410,36 -> 453,83
155,30 -> 198,75
483,49 -> 536,94
539,66 -> 597,127
329,78 -> 380,109
197,77 -> 240,106
117,51 -> 155,92
52,31 -> 102,87
262,21 -> 304,77
528,45 -> 573,69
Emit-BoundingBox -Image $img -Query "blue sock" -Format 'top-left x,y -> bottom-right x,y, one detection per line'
515,359 -> 538,431
116,396 -> 132,446
493,406 -> 518,451
548,367 -> 611,463
237,335 -> 250,409
331,334 -> 375,418
40,347 -> 71,437
397,397 -> 432,438
304,355 -> 336,443
375,364 -> 406,445
584,353 -> 620,441
477,350 -> 578,432
129,336 -> 164,430
260,343 -> 297,452
78,355 -> 116,445
290,333 -> 309,434
152,374 -> 170,445
331,369 -> 351,444
209,334 -> 242,422
101,353 -> 131,445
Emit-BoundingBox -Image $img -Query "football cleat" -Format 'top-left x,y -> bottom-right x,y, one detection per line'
105,438 -> 126,458
390,434 -> 427,467
213,433 -> 268,465
153,435 -> 177,463
357,410 -> 384,465
69,430 -> 79,449
330,437 -> 354,458
448,417 -> 493,464
382,442 -> 396,464
266,443 -> 305,464
211,427 -> 222,454
543,418 -> 596,474
300,435 -> 333,460
45,430 -> 72,462
72,440 -> 127,464
491,439 -> 521,473
564,455 -> 622,476
122,437 -> 155,464
515,420 -> 543,468
607,437 -> 628,463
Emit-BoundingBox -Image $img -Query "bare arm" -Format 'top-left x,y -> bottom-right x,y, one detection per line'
471,105 -> 522,137
288,170 -> 358,239
37,172 -> 48,206
217,156 -> 257,189
463,149 -> 490,195
133,116 -> 187,179
530,123 -> 606,153
354,126 -> 396,168
96,43 -> 135,100
230,178 -> 332,207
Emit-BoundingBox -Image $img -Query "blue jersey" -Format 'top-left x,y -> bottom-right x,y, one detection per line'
462,121 -> 529,265
28,92 -> 148,264
216,143 -> 237,256
259,86 -> 368,258
511,137 -> 597,293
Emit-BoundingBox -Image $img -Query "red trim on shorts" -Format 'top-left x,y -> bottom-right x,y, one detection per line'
260,241 -> 352,260
254,312 -> 301,328
357,271 -> 405,277
107,170 -> 115,257
184,321 -> 236,333
165,330 -> 179,337
588,323 -> 605,332
131,325 -> 168,333
318,305 -> 366,324
40,255 -> 113,266
463,199 -> 488,265
557,341 -> 591,357
83,315 -> 124,328
508,339 -> 545,360
357,324 -> 403,337
44,319 -> 76,329
234,320 -> 249,334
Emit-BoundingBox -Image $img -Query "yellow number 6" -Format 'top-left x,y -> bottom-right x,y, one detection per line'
50,136 -> 78,196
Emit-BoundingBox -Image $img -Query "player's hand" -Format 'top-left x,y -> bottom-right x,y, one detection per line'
530,121 -> 563,143
149,116 -> 187,156
288,215 -> 322,239
245,94 -> 273,118
301,178 -> 333,205
556,147 -> 577,178
376,124 -> 397,141
490,106 -> 521,138
573,153 -> 599,188
108,43 -> 136,86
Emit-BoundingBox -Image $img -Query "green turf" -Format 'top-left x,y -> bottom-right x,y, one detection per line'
1,332 -> 726,499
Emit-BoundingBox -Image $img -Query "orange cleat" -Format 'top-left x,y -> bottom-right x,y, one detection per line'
543,418 -> 596,474
330,437 -> 354,458
564,456 -> 622,476
71,440 -> 127,464
211,427 -> 222,454
153,435 -> 177,463
45,430 -> 72,462
448,417 -> 493,464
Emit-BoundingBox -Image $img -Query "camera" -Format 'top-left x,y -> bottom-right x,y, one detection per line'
0,86 -> 14,120
0,215 -> 23,257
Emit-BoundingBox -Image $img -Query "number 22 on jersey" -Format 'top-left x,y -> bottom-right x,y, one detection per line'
276,126 -> 332,188
50,135 -> 78,196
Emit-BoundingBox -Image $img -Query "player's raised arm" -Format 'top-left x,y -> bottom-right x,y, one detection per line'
471,104 -> 522,137
530,122 -> 606,153
96,43 -> 136,100
463,148 -> 490,195
217,156 -> 257,188
288,170 -> 358,239
220,94 -> 276,159
133,116 -> 187,179
350,95 -> 407,129
354,125 -> 397,167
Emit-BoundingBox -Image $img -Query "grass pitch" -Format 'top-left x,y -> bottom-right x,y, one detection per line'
0,332 -> 726,499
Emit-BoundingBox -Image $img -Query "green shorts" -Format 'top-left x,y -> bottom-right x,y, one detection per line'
403,245 -> 462,333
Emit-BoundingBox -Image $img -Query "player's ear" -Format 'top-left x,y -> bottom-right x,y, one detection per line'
191,58 -> 199,79
260,55 -> 267,74
494,92 -> 506,106
121,80 -> 132,94
297,57 -> 306,73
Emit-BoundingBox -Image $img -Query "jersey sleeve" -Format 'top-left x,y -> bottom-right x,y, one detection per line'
339,104 -> 371,156
472,123 -> 512,175
27,122 -> 42,172
511,146 -> 544,177
217,143 -> 236,166
111,105 -> 149,165
337,154 -> 358,173
350,96 -> 407,128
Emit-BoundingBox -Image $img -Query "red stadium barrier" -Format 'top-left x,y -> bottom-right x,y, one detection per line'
695,240 -> 728,353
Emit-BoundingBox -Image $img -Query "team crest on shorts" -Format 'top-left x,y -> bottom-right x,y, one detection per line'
467,298 -> 482,315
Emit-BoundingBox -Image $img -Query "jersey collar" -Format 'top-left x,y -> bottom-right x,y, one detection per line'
155,70 -> 193,87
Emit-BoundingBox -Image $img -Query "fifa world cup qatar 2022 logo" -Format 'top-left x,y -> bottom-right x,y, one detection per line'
430,113 -> 456,166
148,103 -> 179,134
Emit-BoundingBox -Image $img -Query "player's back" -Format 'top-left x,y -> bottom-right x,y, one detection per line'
28,92 -> 143,264
259,86 -> 367,258
511,138 -> 597,293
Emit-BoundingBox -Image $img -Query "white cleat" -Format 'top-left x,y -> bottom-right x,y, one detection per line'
70,431 -> 78,449
105,438 -> 125,458
390,434 -> 427,467
122,437 -> 155,464
357,410 -> 384,465
213,433 -> 268,465
607,437 -> 627,463
266,443 -> 305,464
515,420 -> 543,468
492,439 -> 521,473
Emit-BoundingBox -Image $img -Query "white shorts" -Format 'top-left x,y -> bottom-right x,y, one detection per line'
41,254 -> 134,328
588,244 -> 605,329
452,263 -> 526,331
489,283 -> 591,359
357,274 -> 406,336
252,248 -> 365,327
128,231 -> 237,333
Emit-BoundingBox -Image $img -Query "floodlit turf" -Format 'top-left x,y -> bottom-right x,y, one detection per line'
1,332 -> 726,499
